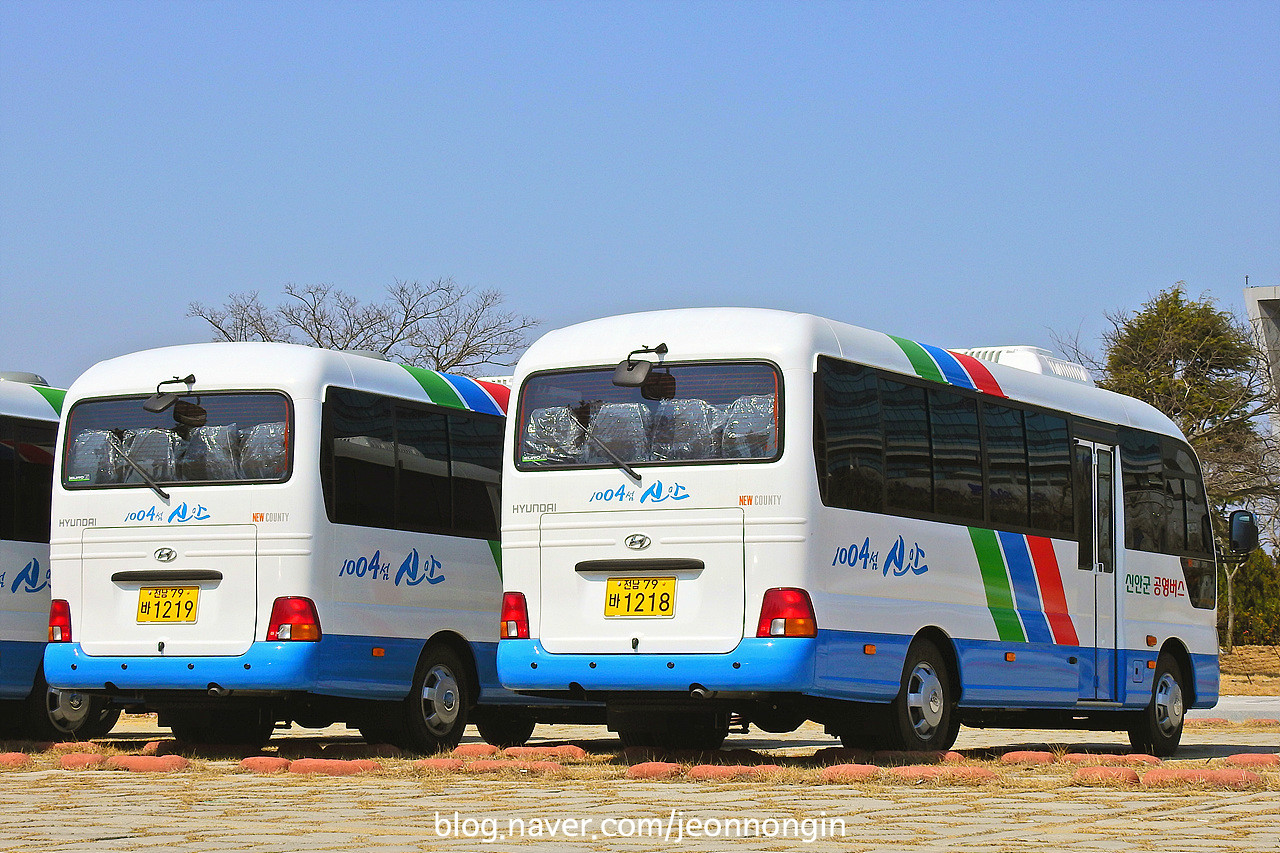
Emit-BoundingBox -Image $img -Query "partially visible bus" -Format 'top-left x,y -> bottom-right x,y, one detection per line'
0,372 -> 117,740
46,343 -> 593,750
497,308 -> 1248,756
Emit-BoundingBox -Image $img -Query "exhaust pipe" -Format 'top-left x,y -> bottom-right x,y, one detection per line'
207,684 -> 231,697
690,684 -> 717,700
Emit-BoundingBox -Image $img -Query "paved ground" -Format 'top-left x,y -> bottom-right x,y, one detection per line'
1,711 -> 1277,853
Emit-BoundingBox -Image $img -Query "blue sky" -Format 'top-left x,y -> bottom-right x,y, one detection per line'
2,1 -> 1277,387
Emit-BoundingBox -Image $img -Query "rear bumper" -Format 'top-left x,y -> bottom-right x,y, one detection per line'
496,637 -> 818,693
44,641 -> 320,694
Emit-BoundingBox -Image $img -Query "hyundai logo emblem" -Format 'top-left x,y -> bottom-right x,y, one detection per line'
154,548 -> 177,563
624,534 -> 651,551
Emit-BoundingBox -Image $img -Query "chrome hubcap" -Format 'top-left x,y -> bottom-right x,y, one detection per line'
905,662 -> 945,738
1153,672 -> 1184,736
420,665 -> 461,735
47,688 -> 91,732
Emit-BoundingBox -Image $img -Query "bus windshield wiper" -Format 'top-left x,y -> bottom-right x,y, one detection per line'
108,434 -> 171,501
583,429 -> 641,483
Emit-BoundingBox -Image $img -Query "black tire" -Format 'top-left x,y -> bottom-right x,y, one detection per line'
1128,652 -> 1185,757
475,710 -> 536,748
400,645 -> 473,755
22,669 -> 120,741
167,707 -> 275,747
884,638 -> 960,751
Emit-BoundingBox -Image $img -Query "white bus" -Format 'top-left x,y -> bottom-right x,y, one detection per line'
46,342 -> 593,750
497,308 -> 1254,756
0,372 -> 118,739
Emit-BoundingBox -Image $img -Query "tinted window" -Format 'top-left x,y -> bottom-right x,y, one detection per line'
815,358 -> 883,513
1120,429 -> 1213,558
1026,412 -> 1073,535
985,404 -> 1029,528
929,388 -> 982,520
322,388 -> 503,540
881,378 -> 931,514
0,416 -> 56,543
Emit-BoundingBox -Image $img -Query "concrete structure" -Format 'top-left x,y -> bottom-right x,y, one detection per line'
1245,286 -> 1280,426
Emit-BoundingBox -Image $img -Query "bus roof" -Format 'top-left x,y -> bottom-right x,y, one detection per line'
0,375 -> 65,420
63,342 -> 509,416
516,307 -> 1184,441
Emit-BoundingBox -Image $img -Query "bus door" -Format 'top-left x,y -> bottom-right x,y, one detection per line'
1075,439 -> 1118,701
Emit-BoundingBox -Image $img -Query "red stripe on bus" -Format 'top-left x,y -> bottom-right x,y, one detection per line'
1026,535 -> 1079,646
950,351 -> 1006,397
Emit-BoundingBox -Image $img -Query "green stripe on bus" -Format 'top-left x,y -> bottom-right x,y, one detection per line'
400,364 -> 466,410
889,335 -> 946,384
34,386 -> 66,414
968,527 -> 1026,643
488,540 -> 502,579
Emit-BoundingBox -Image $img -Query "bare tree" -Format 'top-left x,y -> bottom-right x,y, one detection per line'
188,278 -> 539,374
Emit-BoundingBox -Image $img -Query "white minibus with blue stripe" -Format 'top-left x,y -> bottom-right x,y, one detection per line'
497,309 -> 1252,755
1,372 -> 118,739
46,343 -> 592,750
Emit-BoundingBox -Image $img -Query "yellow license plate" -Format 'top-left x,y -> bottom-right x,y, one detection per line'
137,587 -> 199,623
604,577 -> 676,618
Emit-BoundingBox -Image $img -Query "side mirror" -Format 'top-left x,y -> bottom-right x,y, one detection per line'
1229,509 -> 1260,554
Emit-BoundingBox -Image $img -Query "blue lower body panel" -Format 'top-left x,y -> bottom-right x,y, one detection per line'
497,637 -> 817,692
0,639 -> 42,700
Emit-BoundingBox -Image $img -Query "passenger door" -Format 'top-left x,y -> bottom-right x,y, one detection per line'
1075,440 -> 1118,701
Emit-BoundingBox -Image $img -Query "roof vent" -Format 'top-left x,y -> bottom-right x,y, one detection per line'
954,346 -> 1093,386
343,349 -> 390,361
0,371 -> 49,386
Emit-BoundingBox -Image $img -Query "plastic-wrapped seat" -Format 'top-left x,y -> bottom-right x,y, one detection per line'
240,421 -> 288,479
721,395 -> 777,458
181,424 -> 241,481
584,403 -> 652,464
122,428 -> 183,483
521,406 -> 585,465
65,430 -> 123,485
650,399 -> 724,461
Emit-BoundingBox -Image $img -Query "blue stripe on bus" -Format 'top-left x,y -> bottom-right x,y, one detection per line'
996,531 -> 1055,645
918,343 -> 977,390
440,373 -> 504,416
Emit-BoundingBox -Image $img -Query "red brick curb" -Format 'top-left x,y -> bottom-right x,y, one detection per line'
1141,767 -> 1266,789
626,761 -> 684,780
238,756 -> 291,774
503,745 -> 588,761
820,763 -> 880,783
453,744 -> 500,758
1223,753 -> 1280,767
48,741 -> 101,753
886,764 -> 999,784
1061,753 -> 1161,766
687,764 -> 761,781
414,758 -> 466,772
0,753 -> 33,768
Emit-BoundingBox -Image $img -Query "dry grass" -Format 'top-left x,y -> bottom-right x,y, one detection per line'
1219,644 -> 1280,696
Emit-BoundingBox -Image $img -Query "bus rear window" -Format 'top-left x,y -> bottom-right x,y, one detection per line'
516,363 -> 781,469
63,393 -> 292,487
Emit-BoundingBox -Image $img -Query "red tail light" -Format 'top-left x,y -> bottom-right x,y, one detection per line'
48,599 -> 72,643
500,592 -> 529,640
266,596 -> 322,641
756,588 -> 817,638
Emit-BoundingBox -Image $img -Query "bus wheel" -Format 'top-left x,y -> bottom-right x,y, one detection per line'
886,639 -> 959,751
23,669 -> 120,741
1128,652 -> 1185,757
402,645 -> 472,754
475,710 -> 536,748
